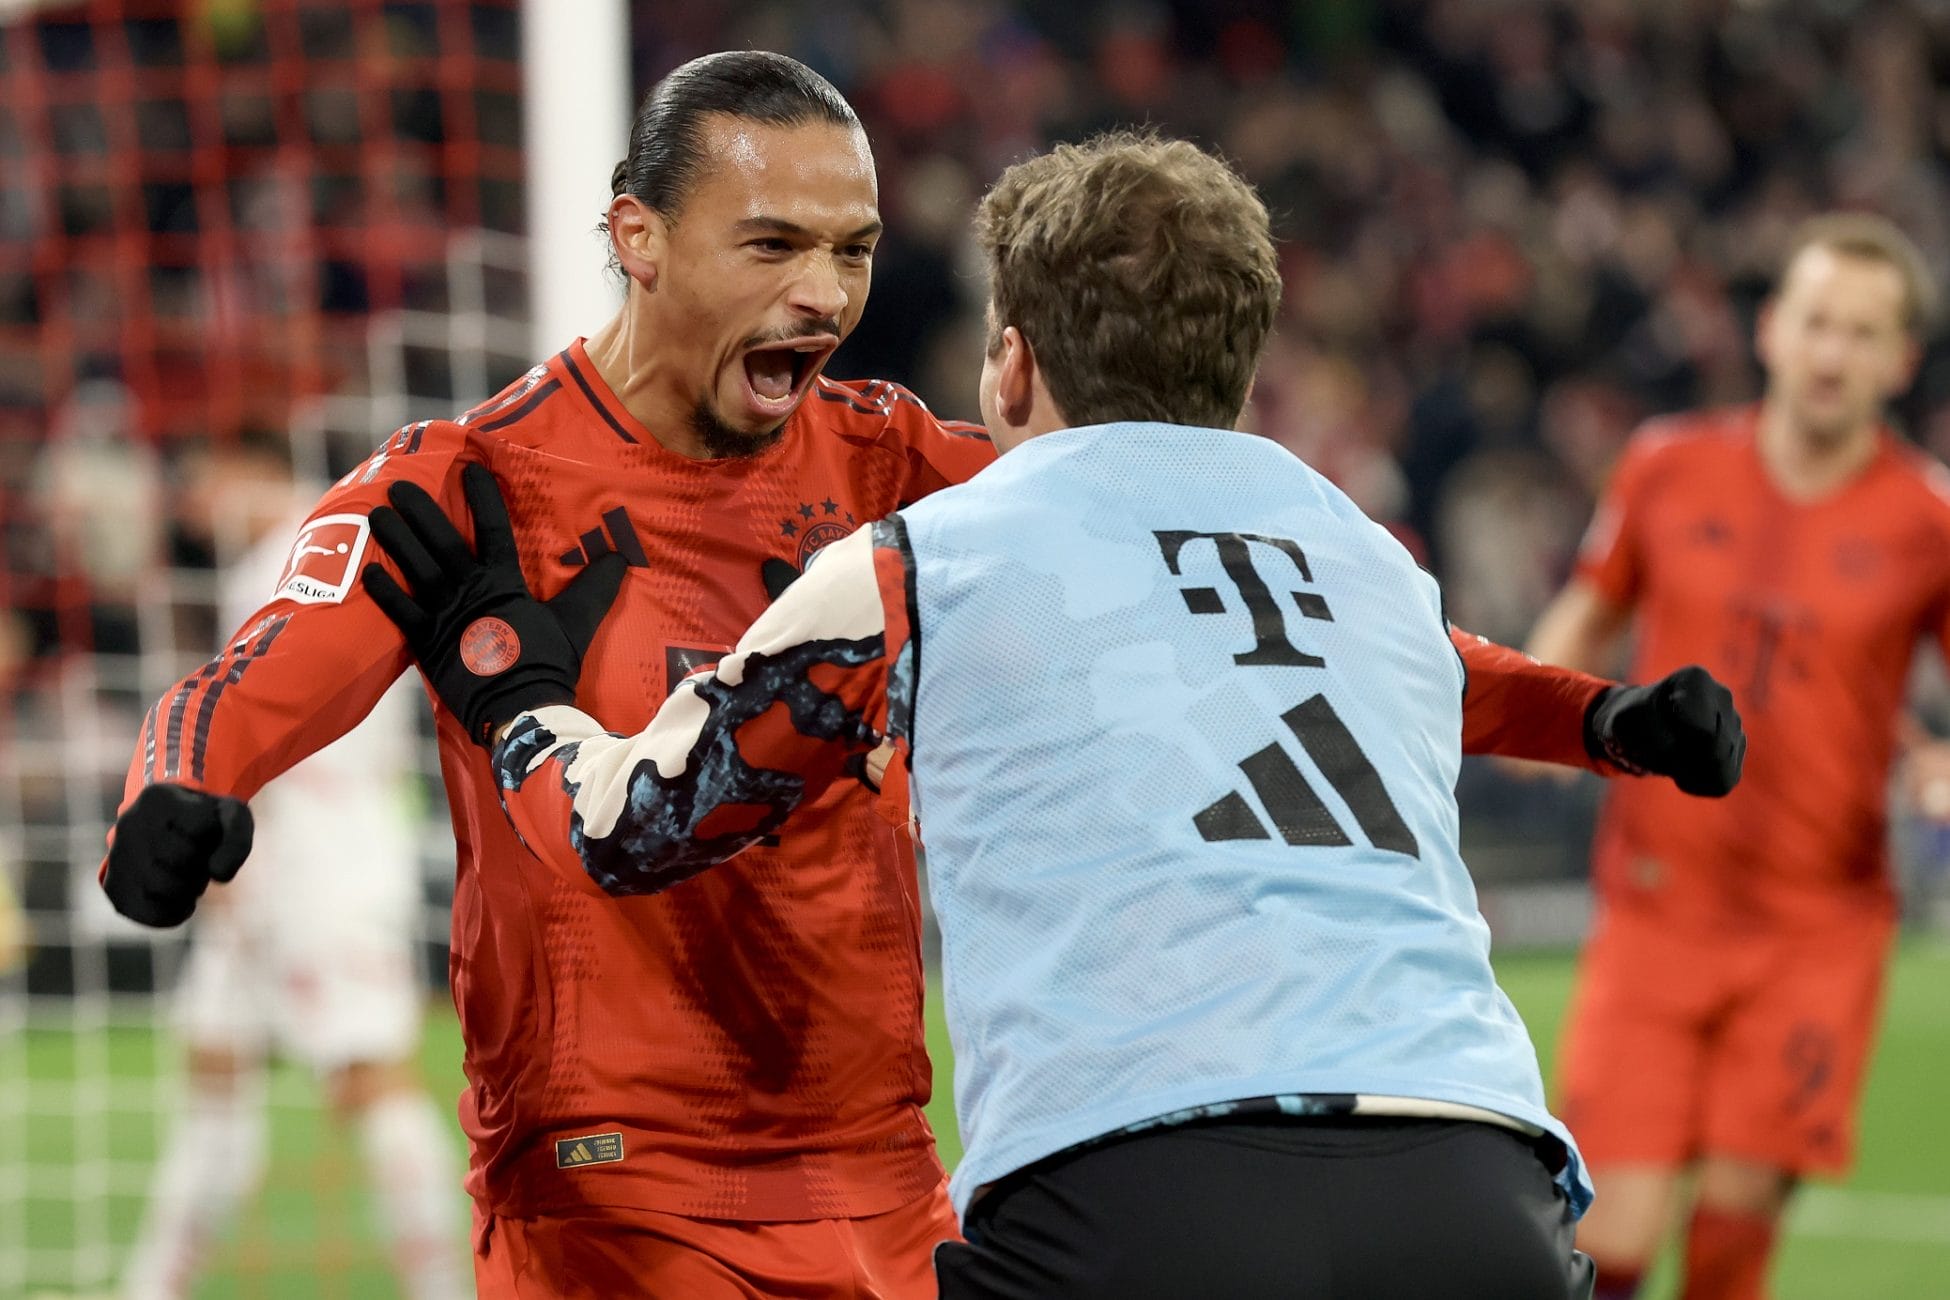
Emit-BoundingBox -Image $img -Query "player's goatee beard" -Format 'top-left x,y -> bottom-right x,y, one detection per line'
692,399 -> 786,459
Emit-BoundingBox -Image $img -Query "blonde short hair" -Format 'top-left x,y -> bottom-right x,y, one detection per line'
1781,213 -> 1937,334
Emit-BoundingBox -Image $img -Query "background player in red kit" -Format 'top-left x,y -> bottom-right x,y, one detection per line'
1528,214 -> 1950,1300
99,50 -> 1739,1299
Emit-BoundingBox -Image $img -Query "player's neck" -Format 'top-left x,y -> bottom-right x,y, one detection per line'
1755,402 -> 1881,502
581,313 -> 714,459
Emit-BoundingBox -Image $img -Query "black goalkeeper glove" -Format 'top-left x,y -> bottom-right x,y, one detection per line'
1584,664 -> 1746,797
102,784 -> 254,928
362,463 -> 628,743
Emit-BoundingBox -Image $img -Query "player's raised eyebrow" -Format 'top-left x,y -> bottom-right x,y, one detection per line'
734,216 -> 884,242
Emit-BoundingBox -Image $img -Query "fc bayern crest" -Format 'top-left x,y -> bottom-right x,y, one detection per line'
777,497 -> 856,567
459,616 -> 521,676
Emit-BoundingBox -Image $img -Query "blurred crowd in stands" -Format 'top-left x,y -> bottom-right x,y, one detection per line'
1,1 -> 524,687
8,0 -> 1950,887
647,0 -> 1950,652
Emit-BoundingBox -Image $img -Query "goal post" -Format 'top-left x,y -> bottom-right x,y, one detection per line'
521,0 -> 629,358
0,2 -> 539,1293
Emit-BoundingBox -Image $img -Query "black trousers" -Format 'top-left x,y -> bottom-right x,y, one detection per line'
934,1117 -> 1596,1299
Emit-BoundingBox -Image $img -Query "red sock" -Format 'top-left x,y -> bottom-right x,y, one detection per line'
1681,1204 -> 1779,1300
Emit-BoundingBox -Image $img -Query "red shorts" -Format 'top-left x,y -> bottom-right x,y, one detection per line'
1556,903 -> 1893,1176
473,1181 -> 960,1299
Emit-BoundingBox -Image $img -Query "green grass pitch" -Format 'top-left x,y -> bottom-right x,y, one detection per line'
9,946 -> 1948,1298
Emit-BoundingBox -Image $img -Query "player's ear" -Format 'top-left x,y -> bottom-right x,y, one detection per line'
1753,297 -> 1778,370
1889,333 -> 1924,396
607,195 -> 667,294
996,325 -> 1036,428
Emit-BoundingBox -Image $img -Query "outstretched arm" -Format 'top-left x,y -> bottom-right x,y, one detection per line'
363,465 -> 900,895
1484,429 -> 1743,796
102,425 -> 471,927
1453,626 -> 1610,770
491,523 -> 894,894
1453,624 -> 1745,797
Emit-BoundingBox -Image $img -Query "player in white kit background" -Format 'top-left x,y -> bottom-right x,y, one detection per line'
118,438 -> 468,1300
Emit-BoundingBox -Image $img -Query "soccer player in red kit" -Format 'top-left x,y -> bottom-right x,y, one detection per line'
1528,214 -> 1950,1300
101,51 -> 1736,1299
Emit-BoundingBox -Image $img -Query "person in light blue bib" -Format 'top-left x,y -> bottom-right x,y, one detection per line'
368,130 -> 1747,1300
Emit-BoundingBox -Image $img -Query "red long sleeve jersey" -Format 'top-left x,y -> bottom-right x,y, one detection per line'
117,342 -> 1607,1223
1577,408 -> 1950,929
122,344 -> 992,1222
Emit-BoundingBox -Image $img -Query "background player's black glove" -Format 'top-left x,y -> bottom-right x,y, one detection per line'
1584,664 -> 1745,797
102,784 -> 254,927
363,463 -> 627,743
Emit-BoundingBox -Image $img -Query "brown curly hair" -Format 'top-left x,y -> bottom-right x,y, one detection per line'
973,131 -> 1283,430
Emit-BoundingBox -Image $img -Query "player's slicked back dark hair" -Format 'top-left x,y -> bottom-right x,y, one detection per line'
610,50 -> 859,220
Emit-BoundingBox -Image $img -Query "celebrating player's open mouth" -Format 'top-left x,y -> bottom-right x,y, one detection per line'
737,330 -> 838,423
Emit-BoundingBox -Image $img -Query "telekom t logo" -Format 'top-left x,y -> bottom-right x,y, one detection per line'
1152,529 -> 1418,858
1152,531 -> 1335,667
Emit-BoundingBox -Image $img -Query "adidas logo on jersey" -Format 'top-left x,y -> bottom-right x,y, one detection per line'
554,1132 -> 625,1169
1150,531 -> 1421,859
1196,694 -> 1420,858
560,507 -> 650,568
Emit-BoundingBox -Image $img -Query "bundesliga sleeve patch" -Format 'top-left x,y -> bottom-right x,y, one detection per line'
272,514 -> 370,605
